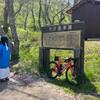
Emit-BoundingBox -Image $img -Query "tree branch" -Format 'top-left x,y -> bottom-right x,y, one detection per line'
14,2 -> 23,16
52,5 -> 70,24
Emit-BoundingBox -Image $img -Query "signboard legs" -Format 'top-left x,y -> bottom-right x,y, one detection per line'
39,47 -> 50,73
39,47 -> 85,83
74,48 -> 84,83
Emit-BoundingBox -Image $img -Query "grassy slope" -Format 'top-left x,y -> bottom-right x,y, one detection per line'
13,29 -> 100,100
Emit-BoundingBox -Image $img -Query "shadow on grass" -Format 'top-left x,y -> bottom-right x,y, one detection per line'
46,74 -> 100,99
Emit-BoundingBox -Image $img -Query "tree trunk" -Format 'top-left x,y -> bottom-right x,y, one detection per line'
38,0 -> 42,29
44,0 -> 52,24
42,9 -> 48,25
3,0 -> 9,33
24,5 -> 29,30
7,0 -> 19,60
31,6 -> 37,31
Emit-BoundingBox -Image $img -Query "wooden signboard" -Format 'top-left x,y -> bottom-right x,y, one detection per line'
42,30 -> 81,49
40,22 -> 85,83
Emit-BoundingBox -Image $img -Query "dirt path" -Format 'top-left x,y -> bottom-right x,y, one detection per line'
0,74 -> 83,100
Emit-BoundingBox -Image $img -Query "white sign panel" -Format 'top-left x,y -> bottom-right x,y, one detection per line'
43,31 -> 81,49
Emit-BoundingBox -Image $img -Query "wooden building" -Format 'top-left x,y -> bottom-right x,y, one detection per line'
67,0 -> 100,39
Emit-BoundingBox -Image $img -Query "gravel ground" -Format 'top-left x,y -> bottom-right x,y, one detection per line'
0,74 -> 84,100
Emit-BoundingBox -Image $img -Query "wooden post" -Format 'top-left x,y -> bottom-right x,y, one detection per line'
74,30 -> 84,83
74,49 -> 80,76
39,47 -> 50,73
74,48 -> 84,83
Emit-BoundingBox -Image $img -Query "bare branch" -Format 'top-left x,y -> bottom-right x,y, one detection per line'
52,5 -> 70,24
14,2 -> 23,16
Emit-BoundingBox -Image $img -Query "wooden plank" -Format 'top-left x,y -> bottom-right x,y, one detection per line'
42,30 -> 81,49
39,47 -> 50,73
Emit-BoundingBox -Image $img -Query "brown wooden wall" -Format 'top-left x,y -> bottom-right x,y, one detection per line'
72,1 -> 100,39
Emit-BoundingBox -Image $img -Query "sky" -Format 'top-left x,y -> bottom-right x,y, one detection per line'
69,0 -> 74,5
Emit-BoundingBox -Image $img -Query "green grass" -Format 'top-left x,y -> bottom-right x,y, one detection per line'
48,41 -> 100,100
12,30 -> 100,100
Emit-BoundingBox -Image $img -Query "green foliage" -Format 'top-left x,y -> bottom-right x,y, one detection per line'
12,29 -> 40,74
84,42 -> 100,82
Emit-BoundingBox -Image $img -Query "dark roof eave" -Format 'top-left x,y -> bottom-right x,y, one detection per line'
66,0 -> 95,14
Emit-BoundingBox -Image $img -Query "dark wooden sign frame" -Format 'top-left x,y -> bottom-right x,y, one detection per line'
40,22 -> 85,82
